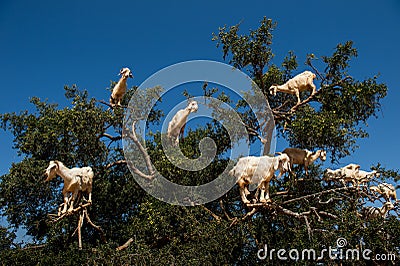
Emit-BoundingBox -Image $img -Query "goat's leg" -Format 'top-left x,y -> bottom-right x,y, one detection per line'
264,181 -> 271,203
62,193 -> 69,214
238,180 -> 250,204
310,83 -> 316,95
259,181 -> 271,203
295,90 -> 301,104
68,190 -> 78,212
87,191 -> 92,203
179,124 -> 186,144
304,164 -> 309,176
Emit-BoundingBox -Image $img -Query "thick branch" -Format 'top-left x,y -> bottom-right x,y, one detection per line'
124,120 -> 155,180
99,133 -> 122,142
50,202 -> 92,223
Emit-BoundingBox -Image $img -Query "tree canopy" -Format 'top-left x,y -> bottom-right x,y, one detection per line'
0,17 -> 399,265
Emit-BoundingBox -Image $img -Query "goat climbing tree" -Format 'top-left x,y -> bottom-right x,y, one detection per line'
0,17 -> 399,265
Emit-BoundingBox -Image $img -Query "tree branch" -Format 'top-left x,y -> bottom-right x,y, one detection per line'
116,237 -> 134,251
106,160 -> 127,169
99,133 -> 122,142
123,120 -> 155,180
200,205 -> 222,222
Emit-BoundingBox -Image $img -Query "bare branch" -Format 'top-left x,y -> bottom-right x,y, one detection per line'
99,133 -> 122,142
116,238 -> 134,251
230,208 -> 257,227
282,186 -> 356,205
84,209 -> 106,243
106,160 -> 127,169
123,120 -> 155,180
200,205 -> 222,222
50,202 -> 92,223
219,199 -> 233,221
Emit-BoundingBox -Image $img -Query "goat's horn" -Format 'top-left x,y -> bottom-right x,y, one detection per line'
275,152 -> 283,155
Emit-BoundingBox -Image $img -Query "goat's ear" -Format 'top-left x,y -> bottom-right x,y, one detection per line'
273,157 -> 280,170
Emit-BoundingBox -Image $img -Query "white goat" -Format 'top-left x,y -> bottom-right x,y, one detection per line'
109,67 -> 133,107
269,71 -> 317,104
370,183 -> 397,202
324,163 -> 360,186
229,154 -> 291,204
45,160 -> 94,214
356,170 -> 380,186
281,148 -> 326,176
167,100 -> 199,146
358,201 -> 394,220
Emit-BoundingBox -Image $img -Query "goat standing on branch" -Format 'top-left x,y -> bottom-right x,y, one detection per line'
229,154 -> 291,204
370,183 -> 397,202
45,160 -> 94,214
324,163 -> 360,186
281,148 -> 326,176
109,67 -> 133,107
358,201 -> 395,220
269,71 -> 317,104
167,100 -> 199,146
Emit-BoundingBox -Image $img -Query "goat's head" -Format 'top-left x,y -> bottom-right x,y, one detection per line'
276,153 -> 291,173
187,100 -> 199,113
369,186 -> 379,193
119,68 -> 134,79
45,160 -> 58,181
383,201 -> 395,211
269,85 -> 277,96
344,163 -> 360,171
319,150 -> 327,161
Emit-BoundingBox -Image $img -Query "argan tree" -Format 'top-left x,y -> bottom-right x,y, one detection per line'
0,17 -> 399,265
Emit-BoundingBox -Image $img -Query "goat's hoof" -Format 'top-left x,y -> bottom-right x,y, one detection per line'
260,199 -> 272,204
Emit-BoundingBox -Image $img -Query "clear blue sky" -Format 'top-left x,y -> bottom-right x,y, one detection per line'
1,0 -> 399,175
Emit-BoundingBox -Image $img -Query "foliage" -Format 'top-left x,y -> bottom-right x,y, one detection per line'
0,18 -> 399,265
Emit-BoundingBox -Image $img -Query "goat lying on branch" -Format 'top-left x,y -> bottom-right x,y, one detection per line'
45,160 -> 94,214
109,67 -> 133,107
269,71 -> 317,104
229,154 -> 291,204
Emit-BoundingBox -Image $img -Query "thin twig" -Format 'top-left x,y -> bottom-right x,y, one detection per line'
200,205 -> 222,222
116,238 -> 134,251
106,160 -> 127,169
